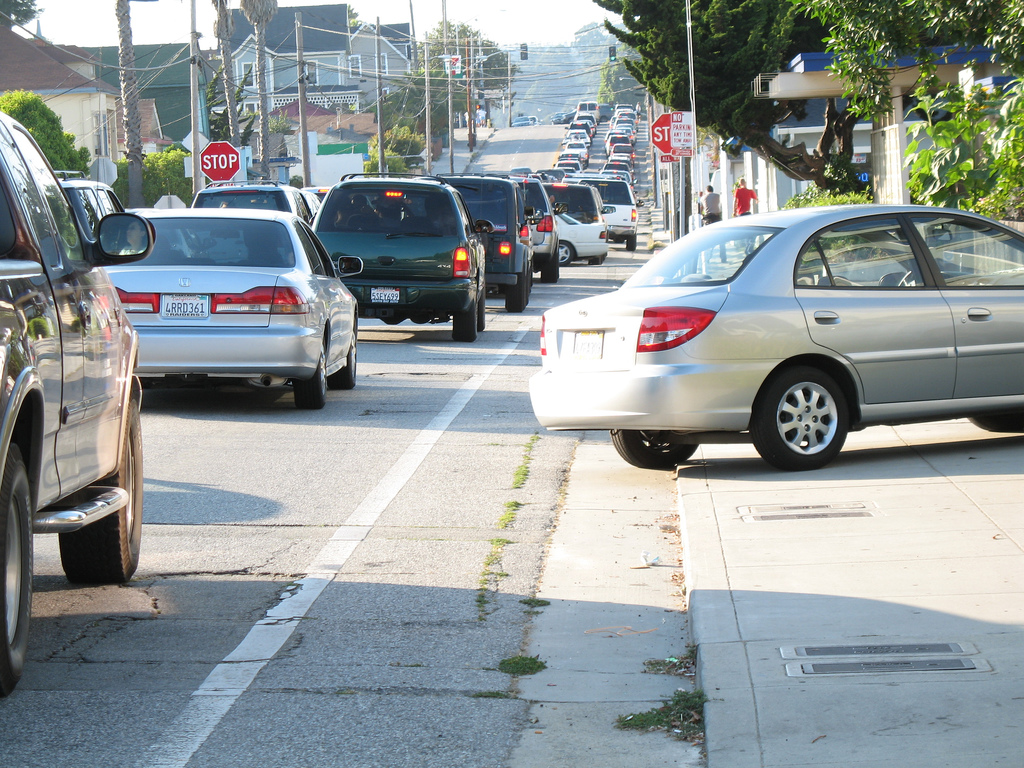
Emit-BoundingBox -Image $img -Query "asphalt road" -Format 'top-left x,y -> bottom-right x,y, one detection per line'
0,122 -> 657,767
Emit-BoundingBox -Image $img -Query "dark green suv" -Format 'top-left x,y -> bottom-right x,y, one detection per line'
313,177 -> 487,341
440,175 -> 533,313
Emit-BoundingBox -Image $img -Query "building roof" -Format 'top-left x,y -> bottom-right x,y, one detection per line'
0,26 -> 117,95
230,4 -> 350,54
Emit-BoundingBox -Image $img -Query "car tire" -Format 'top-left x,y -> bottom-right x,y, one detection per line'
625,235 -> 637,251
477,286 -> 487,332
751,366 -> 848,471
0,445 -> 31,697
505,268 -> 529,313
557,242 -> 575,266
968,413 -> 1024,433
452,295 -> 479,342
294,347 -> 328,409
539,254 -> 560,284
327,332 -> 357,391
59,397 -> 144,584
610,429 -> 698,470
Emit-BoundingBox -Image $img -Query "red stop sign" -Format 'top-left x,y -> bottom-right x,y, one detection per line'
200,141 -> 241,182
650,113 -> 677,156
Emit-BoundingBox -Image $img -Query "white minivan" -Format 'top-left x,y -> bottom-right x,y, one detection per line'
576,177 -> 640,251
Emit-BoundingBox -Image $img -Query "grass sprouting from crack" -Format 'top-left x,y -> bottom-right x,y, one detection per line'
616,689 -> 708,740
498,500 -> 522,530
498,655 -> 546,675
511,434 -> 540,489
476,538 -> 513,620
472,690 -> 515,698
519,597 -> 549,607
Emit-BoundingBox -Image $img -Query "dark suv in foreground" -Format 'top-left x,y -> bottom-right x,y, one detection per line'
0,112 -> 152,695
313,176 -> 487,341
441,175 -> 533,313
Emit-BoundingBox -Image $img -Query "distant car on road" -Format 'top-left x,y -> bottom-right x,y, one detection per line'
193,180 -> 318,224
531,205 -> 1024,472
554,213 -> 608,266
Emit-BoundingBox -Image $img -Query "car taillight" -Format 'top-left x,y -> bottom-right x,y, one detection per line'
540,314 -> 547,356
637,307 -> 716,353
212,286 -> 309,314
600,230 -> 607,239
116,289 -> 158,313
499,241 -> 513,256
537,214 -> 554,233
519,224 -> 530,238
453,247 -> 471,277
631,209 -> 638,222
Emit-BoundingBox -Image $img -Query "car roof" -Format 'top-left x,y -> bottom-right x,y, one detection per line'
711,204 -> 992,230
132,207 -> 301,223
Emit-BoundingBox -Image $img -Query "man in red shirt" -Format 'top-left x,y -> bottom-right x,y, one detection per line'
733,178 -> 757,216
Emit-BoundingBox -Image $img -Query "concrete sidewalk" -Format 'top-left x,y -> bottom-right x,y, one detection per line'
680,420 -> 1024,767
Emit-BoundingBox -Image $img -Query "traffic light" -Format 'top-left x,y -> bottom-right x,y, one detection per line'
609,46 -> 617,62
520,43 -> 528,61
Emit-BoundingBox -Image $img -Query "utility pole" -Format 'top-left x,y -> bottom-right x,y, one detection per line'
424,39 -> 432,175
189,0 -> 202,197
443,0 -> 453,173
375,17 -> 387,175
296,12 -> 311,186
507,52 -> 512,127
466,36 -> 474,152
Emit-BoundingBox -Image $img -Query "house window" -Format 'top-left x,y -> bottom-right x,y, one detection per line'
348,55 -> 362,78
381,54 -> 389,75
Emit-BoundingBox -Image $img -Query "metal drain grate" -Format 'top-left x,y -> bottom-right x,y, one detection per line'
788,658 -> 980,676
739,501 -> 876,522
781,642 -> 970,659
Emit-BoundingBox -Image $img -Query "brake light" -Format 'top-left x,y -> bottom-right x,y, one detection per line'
384,190 -> 404,198
637,307 -> 716,352
519,224 -> 530,238
631,209 -> 638,222
499,241 -> 513,256
600,230 -> 607,239
537,214 -> 553,233
453,246 -> 471,277
212,286 -> 310,314
116,289 -> 158,313
540,314 -> 547,356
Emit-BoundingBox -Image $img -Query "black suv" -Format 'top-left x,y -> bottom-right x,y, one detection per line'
0,112 -> 152,694
440,175 -> 533,313
193,180 -> 317,224
313,176 -> 487,341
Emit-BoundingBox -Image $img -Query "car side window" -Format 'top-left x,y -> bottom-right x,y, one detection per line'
0,126 -> 57,266
800,217 -> 923,288
909,215 -> 1024,287
294,192 -> 312,222
9,126 -> 86,267
78,188 -> 102,234
294,221 -> 335,277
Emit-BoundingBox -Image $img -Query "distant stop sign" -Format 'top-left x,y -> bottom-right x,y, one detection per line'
200,141 -> 241,182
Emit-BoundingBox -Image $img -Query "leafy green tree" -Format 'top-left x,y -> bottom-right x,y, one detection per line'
206,67 -> 255,145
111,147 -> 193,207
596,0 -> 863,189
0,0 -> 38,26
0,90 -> 90,172
793,0 -> 1024,120
363,129 -> 418,174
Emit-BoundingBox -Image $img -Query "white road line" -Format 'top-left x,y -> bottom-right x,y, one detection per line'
138,325 -> 531,768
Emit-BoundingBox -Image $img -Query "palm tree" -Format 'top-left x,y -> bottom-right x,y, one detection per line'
115,0 -> 143,207
240,0 -> 277,177
212,0 -> 241,146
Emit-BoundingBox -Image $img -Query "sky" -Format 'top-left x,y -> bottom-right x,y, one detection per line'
31,0 -> 616,49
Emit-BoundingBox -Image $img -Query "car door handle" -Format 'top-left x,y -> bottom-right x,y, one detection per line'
813,310 -> 840,325
966,307 -> 992,321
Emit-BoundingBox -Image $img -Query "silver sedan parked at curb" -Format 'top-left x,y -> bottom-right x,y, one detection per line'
106,208 -> 361,409
530,205 -> 1024,470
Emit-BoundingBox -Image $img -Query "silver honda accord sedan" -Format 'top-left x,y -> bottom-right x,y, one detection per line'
530,205 -> 1024,470
106,208 -> 361,410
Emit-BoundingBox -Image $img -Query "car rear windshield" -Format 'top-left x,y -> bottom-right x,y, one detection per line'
194,189 -> 290,212
447,182 -> 511,231
544,184 -> 600,223
143,218 -> 297,268
626,225 -> 781,287
318,186 -> 461,236
521,180 -> 548,213
578,180 -> 632,205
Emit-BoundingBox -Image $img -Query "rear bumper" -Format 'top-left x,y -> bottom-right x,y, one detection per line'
134,325 -> 321,379
346,278 -> 476,318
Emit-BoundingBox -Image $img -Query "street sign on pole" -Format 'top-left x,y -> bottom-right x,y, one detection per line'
651,111 -> 694,157
200,141 -> 241,182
